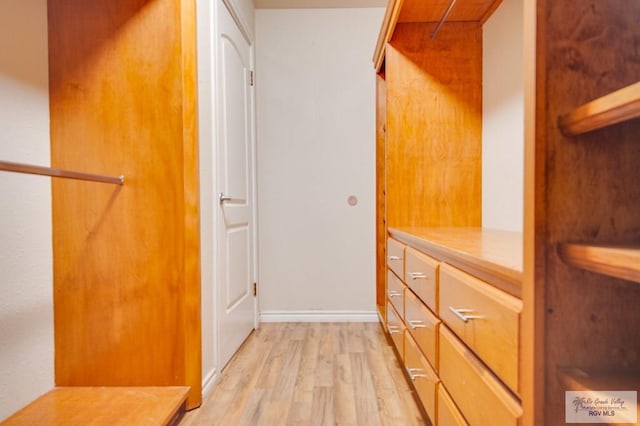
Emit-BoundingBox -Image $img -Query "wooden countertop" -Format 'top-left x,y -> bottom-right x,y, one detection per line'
389,227 -> 523,298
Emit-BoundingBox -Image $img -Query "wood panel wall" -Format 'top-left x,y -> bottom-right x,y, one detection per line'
534,0 -> 640,423
48,0 -> 201,408
385,22 -> 482,229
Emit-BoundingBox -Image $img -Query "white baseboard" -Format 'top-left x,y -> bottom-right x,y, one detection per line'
260,310 -> 379,323
201,367 -> 218,400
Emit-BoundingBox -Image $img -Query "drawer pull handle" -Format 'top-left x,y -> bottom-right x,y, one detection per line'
406,367 -> 428,381
388,255 -> 402,261
408,320 -> 428,329
387,291 -> 402,298
409,272 -> 427,280
387,325 -> 401,335
449,306 -> 484,323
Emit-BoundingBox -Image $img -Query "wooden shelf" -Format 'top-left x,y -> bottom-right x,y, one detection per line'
2,387 -> 190,426
557,367 -> 640,421
558,81 -> 640,136
558,366 -> 640,391
558,243 -> 640,284
372,0 -> 503,72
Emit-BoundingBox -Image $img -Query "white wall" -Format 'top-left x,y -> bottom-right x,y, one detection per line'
0,0 -> 54,420
256,7 -> 384,321
482,0 -> 524,232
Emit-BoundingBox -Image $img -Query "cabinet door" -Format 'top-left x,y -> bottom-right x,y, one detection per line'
405,247 -> 439,313
404,332 -> 439,422
386,301 -> 405,360
439,263 -> 521,393
387,269 -> 405,318
387,238 -> 405,278
438,383 -> 468,426
404,289 -> 440,370
439,327 -> 522,426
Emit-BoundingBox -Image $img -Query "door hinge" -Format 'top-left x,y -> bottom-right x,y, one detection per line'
253,282 -> 257,297
249,70 -> 255,86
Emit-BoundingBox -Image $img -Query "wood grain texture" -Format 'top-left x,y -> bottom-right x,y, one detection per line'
2,387 -> 189,426
536,0 -> 640,423
390,227 -> 522,297
179,0 -> 202,408
558,81 -> 640,136
398,0 -> 502,24
558,243 -> 640,284
385,22 -> 482,230
404,332 -> 439,422
405,247 -> 439,313
376,74 -> 387,323
48,0 -> 201,407
404,289 -> 440,370
372,0 -> 503,71
521,0 -> 547,423
439,326 -> 522,426
437,384 -> 468,426
439,263 -> 522,394
180,323 -> 428,426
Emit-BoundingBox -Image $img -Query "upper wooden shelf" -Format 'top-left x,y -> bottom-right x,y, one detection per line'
558,81 -> 640,136
372,0 -> 503,71
558,242 -> 640,284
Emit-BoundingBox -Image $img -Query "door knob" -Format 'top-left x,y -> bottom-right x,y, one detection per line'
219,192 -> 232,204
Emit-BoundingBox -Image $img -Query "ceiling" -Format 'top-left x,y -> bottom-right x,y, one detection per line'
255,0 -> 387,9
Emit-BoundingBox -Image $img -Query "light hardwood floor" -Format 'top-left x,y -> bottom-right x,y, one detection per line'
180,322 -> 428,426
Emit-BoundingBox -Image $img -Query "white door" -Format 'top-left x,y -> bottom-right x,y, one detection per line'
216,0 -> 256,369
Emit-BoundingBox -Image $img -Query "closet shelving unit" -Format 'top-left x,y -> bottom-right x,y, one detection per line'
553,78 -> 640,409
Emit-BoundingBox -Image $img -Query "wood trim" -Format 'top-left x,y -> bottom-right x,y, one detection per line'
376,73 -> 387,322
373,0 -> 404,72
558,81 -> 640,136
522,0 -> 546,424
180,0 -> 202,409
558,243 -> 640,284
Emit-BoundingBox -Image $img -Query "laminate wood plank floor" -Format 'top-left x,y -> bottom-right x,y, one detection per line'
180,322 -> 427,426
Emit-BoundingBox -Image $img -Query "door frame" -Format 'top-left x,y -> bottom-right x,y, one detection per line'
196,0 -> 259,397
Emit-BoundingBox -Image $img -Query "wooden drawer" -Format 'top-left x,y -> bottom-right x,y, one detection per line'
387,269 -> 405,318
438,384 -> 468,426
405,246 -> 439,312
404,332 -> 439,423
440,327 -> 522,426
386,301 -> 405,360
404,289 -> 440,371
439,263 -> 522,393
387,237 -> 405,279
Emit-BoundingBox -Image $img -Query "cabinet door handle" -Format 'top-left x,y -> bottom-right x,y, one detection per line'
409,272 -> 427,280
387,325 -> 401,335
406,367 -> 428,381
387,290 -> 402,298
448,306 -> 484,323
388,255 -> 401,261
408,319 -> 428,329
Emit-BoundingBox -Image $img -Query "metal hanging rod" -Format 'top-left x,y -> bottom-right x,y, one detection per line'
0,160 -> 124,185
431,0 -> 457,39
